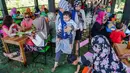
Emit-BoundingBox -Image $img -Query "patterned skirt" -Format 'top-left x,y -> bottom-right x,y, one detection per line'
24,44 -> 43,52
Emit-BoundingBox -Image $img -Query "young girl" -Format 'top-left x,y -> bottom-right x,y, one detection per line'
2,15 -> 21,38
2,15 -> 21,57
72,0 -> 86,56
21,13 -> 33,30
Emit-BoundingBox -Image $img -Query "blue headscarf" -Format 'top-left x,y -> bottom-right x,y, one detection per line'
58,11 -> 68,39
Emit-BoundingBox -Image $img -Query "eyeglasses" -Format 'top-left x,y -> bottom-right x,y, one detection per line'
25,16 -> 30,18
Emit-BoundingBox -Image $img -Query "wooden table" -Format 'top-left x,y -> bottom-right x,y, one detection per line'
113,43 -> 130,67
2,36 -> 28,65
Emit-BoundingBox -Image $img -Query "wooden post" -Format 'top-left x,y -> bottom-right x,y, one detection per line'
122,0 -> 130,25
0,0 -> 8,17
48,0 -> 55,12
110,0 -> 116,14
34,0 -> 39,8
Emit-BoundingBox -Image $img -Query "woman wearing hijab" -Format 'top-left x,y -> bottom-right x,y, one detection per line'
72,0 -> 86,56
91,11 -> 107,37
10,7 -> 17,18
26,12 -> 49,51
33,12 -> 49,40
52,0 -> 77,72
91,35 -> 130,73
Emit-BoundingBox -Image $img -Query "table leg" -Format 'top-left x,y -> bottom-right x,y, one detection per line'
2,39 -> 9,53
19,43 -> 26,65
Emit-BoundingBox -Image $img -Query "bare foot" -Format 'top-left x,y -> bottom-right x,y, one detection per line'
51,65 -> 58,72
51,67 -> 56,72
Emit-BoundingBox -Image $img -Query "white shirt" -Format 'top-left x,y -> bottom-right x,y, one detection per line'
31,34 -> 45,47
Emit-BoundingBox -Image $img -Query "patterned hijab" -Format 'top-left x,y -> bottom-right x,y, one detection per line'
91,35 -> 126,73
58,0 -> 69,11
74,0 -> 82,7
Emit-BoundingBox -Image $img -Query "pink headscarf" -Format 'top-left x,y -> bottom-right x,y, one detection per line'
96,11 -> 106,25
10,7 -> 17,16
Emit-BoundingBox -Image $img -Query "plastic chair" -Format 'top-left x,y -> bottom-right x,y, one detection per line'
32,35 -> 52,65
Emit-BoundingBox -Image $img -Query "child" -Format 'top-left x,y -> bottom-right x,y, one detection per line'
110,22 -> 126,43
51,11 -> 77,72
57,11 -> 77,47
67,52 -> 93,73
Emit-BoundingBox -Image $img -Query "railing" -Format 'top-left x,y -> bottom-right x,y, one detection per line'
0,3 -> 58,17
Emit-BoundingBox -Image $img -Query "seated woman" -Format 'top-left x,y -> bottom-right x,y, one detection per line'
2,15 -> 21,38
21,13 -> 33,30
9,7 -> 17,18
3,15 -> 48,58
91,35 -> 129,73
25,7 -> 34,19
33,12 -> 49,39
91,11 -> 107,37
2,16 -> 22,58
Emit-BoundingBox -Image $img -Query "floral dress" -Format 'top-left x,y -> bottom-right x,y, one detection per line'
91,35 -> 126,73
